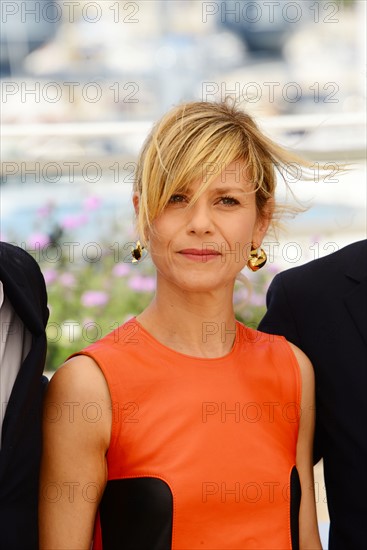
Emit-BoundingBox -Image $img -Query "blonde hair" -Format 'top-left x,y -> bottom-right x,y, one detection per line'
133,100 -> 311,245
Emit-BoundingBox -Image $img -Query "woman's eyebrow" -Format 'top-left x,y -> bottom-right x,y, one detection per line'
211,186 -> 248,194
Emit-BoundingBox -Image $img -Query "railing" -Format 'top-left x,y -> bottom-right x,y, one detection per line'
2,111 -> 365,136
1,112 -> 366,178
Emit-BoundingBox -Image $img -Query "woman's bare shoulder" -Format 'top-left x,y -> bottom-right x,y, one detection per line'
48,354 -> 109,398
286,342 -> 314,378
45,355 -> 112,446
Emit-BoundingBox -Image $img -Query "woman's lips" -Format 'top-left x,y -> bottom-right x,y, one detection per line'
178,249 -> 222,262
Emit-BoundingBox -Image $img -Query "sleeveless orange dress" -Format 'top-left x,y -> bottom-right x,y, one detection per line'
72,318 -> 301,550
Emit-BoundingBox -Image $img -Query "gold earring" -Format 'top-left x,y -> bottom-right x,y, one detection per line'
247,245 -> 267,272
129,241 -> 147,263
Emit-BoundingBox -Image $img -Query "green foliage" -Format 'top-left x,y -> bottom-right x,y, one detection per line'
44,250 -> 154,370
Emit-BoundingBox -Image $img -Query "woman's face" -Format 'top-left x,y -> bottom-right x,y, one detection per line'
136,161 -> 269,293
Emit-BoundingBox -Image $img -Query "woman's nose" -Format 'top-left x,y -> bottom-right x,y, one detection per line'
185,201 -> 215,235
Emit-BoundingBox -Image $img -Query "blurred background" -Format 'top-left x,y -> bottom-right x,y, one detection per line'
1,0 -> 366,359
1,1 -> 366,543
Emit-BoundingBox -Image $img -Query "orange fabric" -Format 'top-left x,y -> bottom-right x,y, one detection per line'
74,318 -> 301,549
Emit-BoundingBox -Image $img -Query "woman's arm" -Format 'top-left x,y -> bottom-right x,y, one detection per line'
39,355 -> 112,550
289,343 -> 322,550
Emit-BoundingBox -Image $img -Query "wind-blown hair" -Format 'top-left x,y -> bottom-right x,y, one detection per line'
133,100 -> 310,245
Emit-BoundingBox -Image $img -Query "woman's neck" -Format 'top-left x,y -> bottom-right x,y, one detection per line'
135,279 -> 238,358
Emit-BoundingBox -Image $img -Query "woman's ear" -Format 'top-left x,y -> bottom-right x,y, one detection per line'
132,192 -> 140,216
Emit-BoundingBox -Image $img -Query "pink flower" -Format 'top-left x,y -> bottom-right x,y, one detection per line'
61,214 -> 88,230
81,290 -> 109,307
37,202 -> 54,218
234,288 -> 248,304
28,233 -> 50,248
83,196 -> 102,211
43,268 -> 58,285
59,273 -> 76,287
267,262 -> 281,274
250,293 -> 264,307
112,263 -> 131,277
127,275 -> 155,293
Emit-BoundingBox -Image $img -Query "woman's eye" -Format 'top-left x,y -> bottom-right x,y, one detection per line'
219,196 -> 240,206
168,194 -> 187,204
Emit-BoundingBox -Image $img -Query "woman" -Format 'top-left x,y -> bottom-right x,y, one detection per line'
39,101 -> 322,549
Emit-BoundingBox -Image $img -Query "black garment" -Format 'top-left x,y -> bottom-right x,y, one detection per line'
0,242 -> 49,550
258,240 -> 367,549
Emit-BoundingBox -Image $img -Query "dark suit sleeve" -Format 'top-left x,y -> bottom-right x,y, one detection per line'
258,273 -> 301,348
